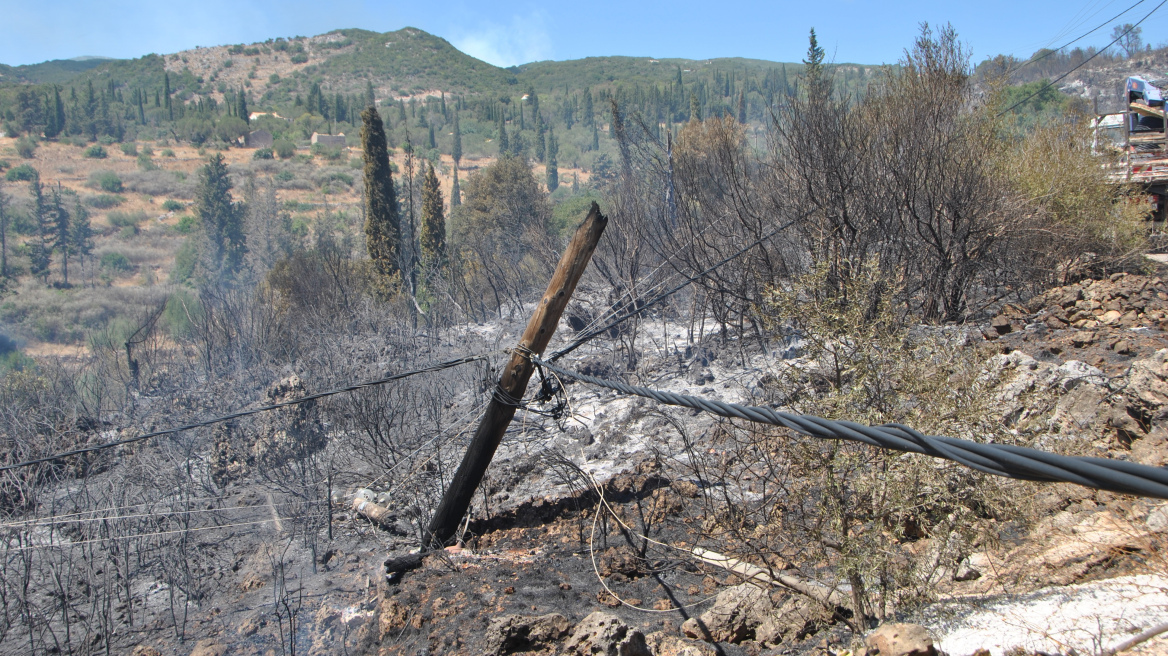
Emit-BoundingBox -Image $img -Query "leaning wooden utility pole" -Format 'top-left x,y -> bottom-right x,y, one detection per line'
426,202 -> 607,546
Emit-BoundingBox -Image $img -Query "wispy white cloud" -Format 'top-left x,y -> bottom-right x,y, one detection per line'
450,13 -> 553,67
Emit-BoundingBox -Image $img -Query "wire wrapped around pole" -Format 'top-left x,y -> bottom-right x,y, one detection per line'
532,356 -> 1168,500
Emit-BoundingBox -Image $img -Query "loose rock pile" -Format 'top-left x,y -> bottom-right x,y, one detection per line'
990,273 -> 1168,334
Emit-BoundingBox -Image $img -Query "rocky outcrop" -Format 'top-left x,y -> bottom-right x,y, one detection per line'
482,613 -> 572,655
680,583 -> 828,646
562,612 -> 651,656
864,623 -> 937,656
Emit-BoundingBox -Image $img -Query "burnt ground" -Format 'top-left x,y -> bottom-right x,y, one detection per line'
121,269 -> 1168,656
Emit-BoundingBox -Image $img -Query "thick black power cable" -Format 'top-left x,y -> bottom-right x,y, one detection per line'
0,353 -> 493,474
533,356 -> 1168,500
998,0 -> 1168,118
549,216 -> 800,362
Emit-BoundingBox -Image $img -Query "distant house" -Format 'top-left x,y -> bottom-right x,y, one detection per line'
311,132 -> 346,147
244,129 -> 273,148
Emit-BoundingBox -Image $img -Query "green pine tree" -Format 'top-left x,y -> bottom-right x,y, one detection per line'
69,196 -> 93,277
361,106 -> 401,283
804,28 -> 828,100
28,176 -> 52,283
419,163 -> 446,268
50,183 -> 71,285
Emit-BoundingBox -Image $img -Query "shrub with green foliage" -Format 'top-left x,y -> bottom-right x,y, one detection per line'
85,194 -> 124,209
89,171 -> 123,193
175,215 -> 197,234
170,238 -> 198,283
107,210 -> 147,231
5,164 -> 38,182
290,53 -> 308,64
162,199 -> 184,211
163,289 -> 201,336
274,140 -> 296,159
99,251 -> 133,273
15,137 -> 36,159
137,153 -> 157,171
252,147 -> 274,160
120,142 -> 138,156
162,149 -> 176,157
84,145 -> 108,159
311,143 -> 343,161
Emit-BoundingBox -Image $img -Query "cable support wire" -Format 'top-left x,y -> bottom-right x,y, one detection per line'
997,0 -> 1167,118
1008,0 -> 1147,77
549,216 -> 801,362
532,356 -> 1168,500
0,352 -> 498,474
0,499 -> 326,531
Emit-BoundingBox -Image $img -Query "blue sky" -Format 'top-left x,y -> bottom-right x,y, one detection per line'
2,0 -> 1167,68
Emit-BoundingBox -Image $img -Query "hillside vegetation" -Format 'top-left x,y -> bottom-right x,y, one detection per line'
0,22 -> 1165,656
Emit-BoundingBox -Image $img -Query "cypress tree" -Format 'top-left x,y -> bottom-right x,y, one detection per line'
238,87 -> 249,125
136,88 -> 145,124
450,167 -> 461,208
49,87 -> 65,138
398,99 -> 407,124
419,163 -> 446,267
497,115 -> 509,155
0,186 -> 9,279
164,73 -> 172,120
535,117 -> 546,163
591,124 -> 599,151
689,93 -> 701,122
583,88 -> 594,126
428,124 -> 435,150
737,91 -> 747,123
365,81 -> 376,108
195,154 -> 247,279
361,106 -> 401,282
451,112 -> 462,165
546,127 -> 559,192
